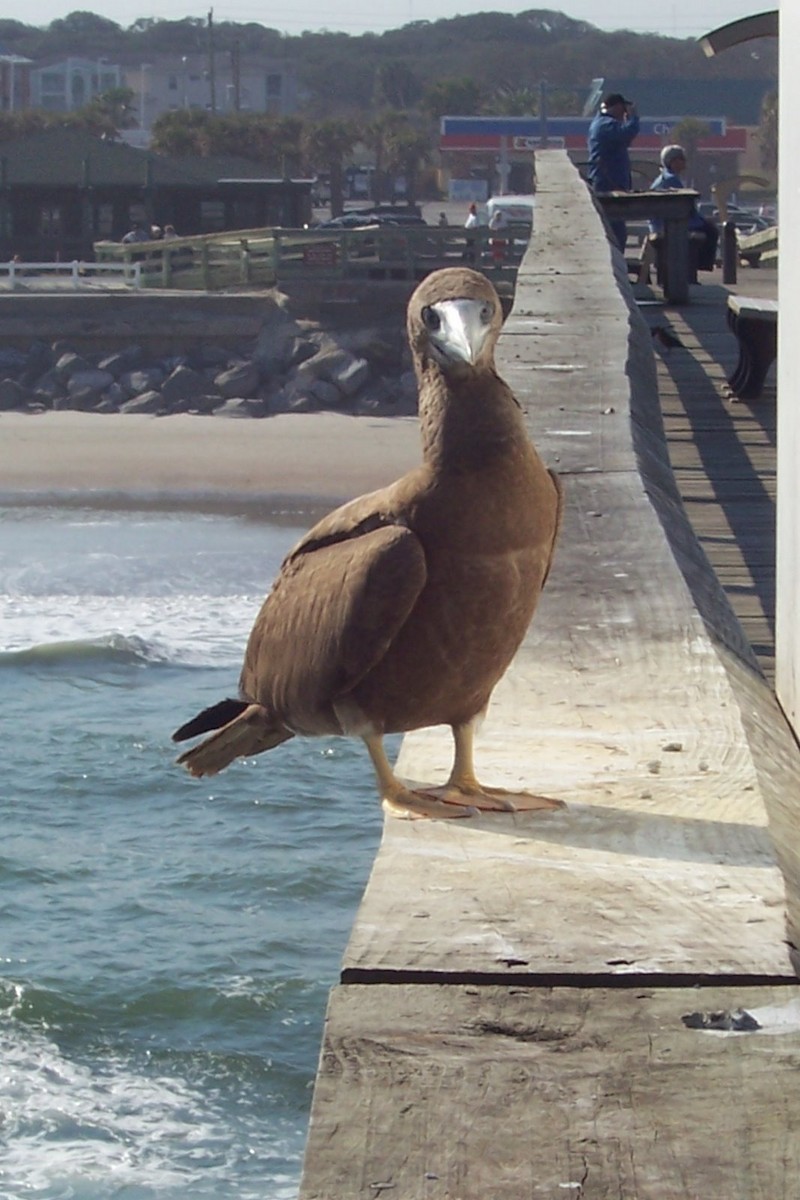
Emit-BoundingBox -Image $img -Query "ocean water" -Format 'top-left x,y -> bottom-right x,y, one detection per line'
0,502 -> 388,1199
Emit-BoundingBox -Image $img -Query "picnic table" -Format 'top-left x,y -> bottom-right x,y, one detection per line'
595,189 -> 699,304
726,294 -> 777,400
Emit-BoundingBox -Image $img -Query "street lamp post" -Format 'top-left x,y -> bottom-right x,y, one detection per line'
140,63 -> 151,132
181,56 -> 188,109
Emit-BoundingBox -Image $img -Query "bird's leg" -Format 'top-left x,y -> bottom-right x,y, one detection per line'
435,720 -> 565,813
363,733 -> 476,820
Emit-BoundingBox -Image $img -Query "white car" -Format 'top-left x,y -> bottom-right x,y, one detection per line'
485,194 -> 536,228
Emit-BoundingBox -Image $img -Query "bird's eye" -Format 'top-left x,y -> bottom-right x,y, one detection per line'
480,302 -> 494,324
422,305 -> 441,332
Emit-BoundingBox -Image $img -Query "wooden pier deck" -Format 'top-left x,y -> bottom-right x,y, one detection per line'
300,155 -> 800,1199
637,269 -> 777,681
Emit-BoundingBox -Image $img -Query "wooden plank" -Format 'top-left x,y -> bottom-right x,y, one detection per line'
302,983 -> 800,1200
637,276 -> 778,689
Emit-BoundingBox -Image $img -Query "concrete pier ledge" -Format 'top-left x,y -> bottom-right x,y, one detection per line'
300,152 -> 800,1198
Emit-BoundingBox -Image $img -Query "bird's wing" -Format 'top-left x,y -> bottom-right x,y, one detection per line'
541,469 -> 564,589
240,485 -> 428,731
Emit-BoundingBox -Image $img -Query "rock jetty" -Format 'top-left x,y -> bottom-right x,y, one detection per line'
0,292 -> 418,419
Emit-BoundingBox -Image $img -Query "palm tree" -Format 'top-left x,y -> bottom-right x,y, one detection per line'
363,111 -> 408,204
150,110 -> 208,156
302,119 -> 358,216
420,77 -> 482,120
669,118 -> 711,188
87,86 -> 137,131
484,85 -> 539,117
384,122 -> 432,206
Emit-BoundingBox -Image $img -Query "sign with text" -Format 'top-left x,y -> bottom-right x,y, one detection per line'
303,241 -> 339,267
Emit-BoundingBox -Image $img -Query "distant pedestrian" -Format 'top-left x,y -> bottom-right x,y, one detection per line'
587,92 -> 640,251
438,211 -> 448,227
489,206 -> 508,263
162,224 -> 179,240
463,202 -> 479,262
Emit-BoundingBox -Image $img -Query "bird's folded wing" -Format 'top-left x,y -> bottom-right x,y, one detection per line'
283,474 -> 425,561
542,469 -> 564,588
240,522 -> 427,729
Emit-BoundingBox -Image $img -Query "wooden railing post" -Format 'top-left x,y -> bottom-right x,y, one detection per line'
722,220 -> 738,284
240,238 -> 252,284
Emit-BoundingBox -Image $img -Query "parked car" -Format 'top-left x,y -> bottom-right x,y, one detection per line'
312,210 -> 428,230
697,202 -> 775,235
313,213 -> 383,229
351,206 -> 427,227
486,194 -> 536,228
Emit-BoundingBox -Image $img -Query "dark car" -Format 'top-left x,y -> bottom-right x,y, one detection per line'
352,205 -> 427,226
313,213 -> 383,229
698,203 -> 775,235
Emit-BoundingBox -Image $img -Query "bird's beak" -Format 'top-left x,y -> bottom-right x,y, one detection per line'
430,298 -> 492,366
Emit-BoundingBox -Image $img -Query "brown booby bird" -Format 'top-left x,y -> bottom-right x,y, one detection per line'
173,267 -> 562,819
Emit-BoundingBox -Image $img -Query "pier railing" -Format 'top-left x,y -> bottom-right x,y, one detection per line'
93,222 -> 529,290
0,258 -> 142,289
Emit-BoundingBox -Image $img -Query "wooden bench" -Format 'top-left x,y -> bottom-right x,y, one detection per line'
726,294 -> 777,399
737,224 -> 778,268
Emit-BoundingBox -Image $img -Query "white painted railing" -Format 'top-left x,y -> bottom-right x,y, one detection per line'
0,260 -> 142,289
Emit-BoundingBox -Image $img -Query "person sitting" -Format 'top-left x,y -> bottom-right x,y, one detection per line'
648,145 -> 718,271
121,221 -> 152,244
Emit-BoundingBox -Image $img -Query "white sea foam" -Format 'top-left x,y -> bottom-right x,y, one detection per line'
1,592 -> 262,665
0,1019 -> 300,1198
0,507 -> 301,666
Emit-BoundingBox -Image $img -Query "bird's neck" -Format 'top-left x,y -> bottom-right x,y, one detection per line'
417,365 -> 529,473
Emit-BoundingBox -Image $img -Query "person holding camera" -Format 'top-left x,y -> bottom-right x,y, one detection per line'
587,92 -> 640,251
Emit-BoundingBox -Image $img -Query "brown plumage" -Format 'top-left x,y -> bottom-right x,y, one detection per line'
173,267 -> 563,819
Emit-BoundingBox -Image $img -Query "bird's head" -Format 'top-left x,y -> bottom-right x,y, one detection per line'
408,268 -> 502,376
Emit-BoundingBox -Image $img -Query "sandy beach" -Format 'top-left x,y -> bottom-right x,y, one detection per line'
0,410 -> 422,507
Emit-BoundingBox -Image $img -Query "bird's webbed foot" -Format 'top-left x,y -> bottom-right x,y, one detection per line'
382,785 -> 477,821
435,779 -> 565,813
365,733 -> 478,820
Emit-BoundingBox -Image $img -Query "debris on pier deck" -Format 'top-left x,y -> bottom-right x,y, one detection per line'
300,153 -> 800,1199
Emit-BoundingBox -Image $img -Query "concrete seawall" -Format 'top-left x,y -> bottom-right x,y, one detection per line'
0,286 -> 419,355
299,151 -> 800,1197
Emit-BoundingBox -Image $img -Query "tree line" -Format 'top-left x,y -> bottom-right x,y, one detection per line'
0,8 -> 777,209
0,7 -> 776,118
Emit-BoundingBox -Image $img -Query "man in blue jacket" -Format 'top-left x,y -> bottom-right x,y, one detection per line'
587,93 -> 640,251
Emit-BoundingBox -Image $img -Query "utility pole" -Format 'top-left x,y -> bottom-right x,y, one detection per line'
231,40 -> 241,112
207,8 -> 217,114
539,79 -> 549,148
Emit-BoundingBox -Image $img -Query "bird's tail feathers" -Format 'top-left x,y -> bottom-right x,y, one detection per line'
175,703 -> 293,778
172,697 -> 249,743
